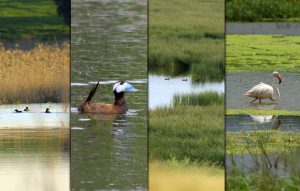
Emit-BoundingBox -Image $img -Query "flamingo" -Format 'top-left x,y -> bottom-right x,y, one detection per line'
244,71 -> 282,103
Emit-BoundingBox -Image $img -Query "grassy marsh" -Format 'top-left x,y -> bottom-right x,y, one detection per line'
149,0 -> 224,81
0,0 -> 69,41
226,35 -> 300,72
227,130 -> 300,190
226,0 -> 300,22
149,104 -> 224,165
0,43 -> 70,103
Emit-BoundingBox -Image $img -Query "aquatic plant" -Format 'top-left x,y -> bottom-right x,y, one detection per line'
173,91 -> 224,107
0,43 -> 70,103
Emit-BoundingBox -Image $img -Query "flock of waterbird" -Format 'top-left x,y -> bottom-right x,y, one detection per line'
14,107 -> 51,113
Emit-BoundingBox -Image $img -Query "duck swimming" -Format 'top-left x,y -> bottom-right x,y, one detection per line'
24,107 -> 29,112
79,81 -> 138,114
45,108 -> 51,113
14,109 -> 22,113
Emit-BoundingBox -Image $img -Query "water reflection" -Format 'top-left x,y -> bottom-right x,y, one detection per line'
0,128 -> 69,191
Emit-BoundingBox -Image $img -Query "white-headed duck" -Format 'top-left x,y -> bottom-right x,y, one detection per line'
79,81 -> 138,114
24,107 -> 29,112
45,108 -> 51,113
15,109 -> 22,113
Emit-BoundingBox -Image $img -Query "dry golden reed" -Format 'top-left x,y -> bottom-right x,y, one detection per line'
0,43 -> 69,103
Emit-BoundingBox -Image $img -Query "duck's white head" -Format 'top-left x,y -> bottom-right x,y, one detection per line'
113,82 -> 138,93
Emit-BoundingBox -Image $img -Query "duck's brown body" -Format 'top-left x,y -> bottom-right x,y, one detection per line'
79,82 -> 128,114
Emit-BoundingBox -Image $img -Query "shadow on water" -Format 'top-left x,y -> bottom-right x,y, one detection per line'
71,0 -> 147,190
226,72 -> 300,111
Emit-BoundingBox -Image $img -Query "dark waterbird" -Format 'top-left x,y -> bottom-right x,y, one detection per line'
45,108 -> 51,113
24,107 -> 29,112
79,81 -> 138,114
14,109 -> 22,113
164,77 -> 170,80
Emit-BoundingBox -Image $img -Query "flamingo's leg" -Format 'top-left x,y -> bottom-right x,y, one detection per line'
251,98 -> 258,103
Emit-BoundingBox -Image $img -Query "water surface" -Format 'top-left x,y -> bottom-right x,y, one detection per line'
226,72 -> 300,111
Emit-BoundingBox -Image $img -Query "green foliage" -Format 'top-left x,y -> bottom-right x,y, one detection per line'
149,105 -> 224,166
226,109 -> 300,116
149,0 -> 224,81
226,0 -> 300,22
226,35 -> 300,72
173,92 -> 224,107
54,0 -> 70,24
0,0 -> 69,41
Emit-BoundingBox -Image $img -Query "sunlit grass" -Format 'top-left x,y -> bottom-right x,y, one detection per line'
226,35 -> 300,72
0,43 -> 70,103
149,160 -> 224,191
149,0 -> 224,81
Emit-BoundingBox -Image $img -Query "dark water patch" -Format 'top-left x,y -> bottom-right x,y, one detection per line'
227,22 -> 300,35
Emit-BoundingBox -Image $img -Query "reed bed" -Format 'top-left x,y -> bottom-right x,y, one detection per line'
226,0 -> 300,22
149,0 -> 224,81
149,104 -> 224,165
173,91 -> 224,107
0,43 -> 70,103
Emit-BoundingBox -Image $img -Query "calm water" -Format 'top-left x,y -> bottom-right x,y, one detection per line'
226,115 -> 300,132
0,126 -> 69,191
226,22 -> 300,35
71,0 -> 147,190
226,72 -> 300,111
149,74 -> 224,109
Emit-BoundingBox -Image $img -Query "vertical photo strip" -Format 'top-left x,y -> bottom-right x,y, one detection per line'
226,0 -> 300,190
70,0 -> 147,190
149,0 -> 225,190
0,0 -> 70,191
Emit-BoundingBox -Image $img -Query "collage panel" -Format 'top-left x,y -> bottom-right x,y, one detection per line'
226,1 -> 300,189
70,0 -> 147,190
0,0 -> 70,190
149,0 -> 225,190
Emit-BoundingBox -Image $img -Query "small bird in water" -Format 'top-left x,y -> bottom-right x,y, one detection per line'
182,78 -> 188,81
14,109 -> 22,113
45,108 -> 51,113
24,107 -> 29,112
164,77 -> 170,80
79,81 -> 138,114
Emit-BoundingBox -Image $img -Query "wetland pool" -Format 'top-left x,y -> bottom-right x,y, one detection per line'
149,74 -> 224,109
71,0 -> 147,190
226,72 -> 300,111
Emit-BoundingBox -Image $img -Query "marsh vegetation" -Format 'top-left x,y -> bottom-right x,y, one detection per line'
149,0 -> 224,81
0,43 -> 70,103
226,0 -> 300,22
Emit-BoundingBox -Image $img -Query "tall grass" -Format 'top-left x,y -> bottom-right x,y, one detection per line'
149,0 -> 224,81
226,0 -> 300,22
149,104 -> 224,165
173,92 -> 224,107
0,43 -> 70,103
